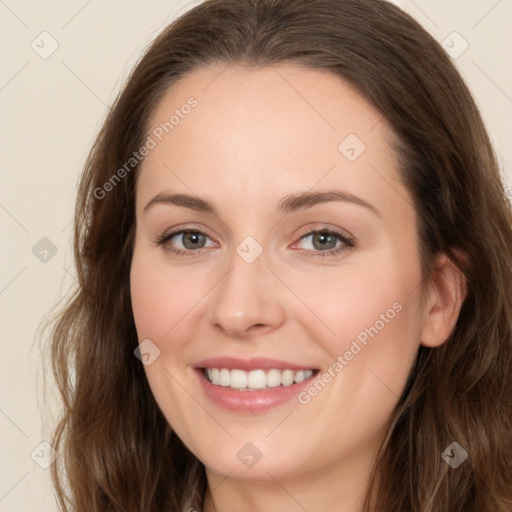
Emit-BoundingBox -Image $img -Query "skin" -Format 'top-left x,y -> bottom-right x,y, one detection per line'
130,63 -> 466,512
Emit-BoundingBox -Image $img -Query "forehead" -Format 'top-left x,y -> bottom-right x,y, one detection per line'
136,63 -> 410,221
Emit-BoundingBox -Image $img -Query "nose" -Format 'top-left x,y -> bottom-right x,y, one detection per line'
207,247 -> 286,339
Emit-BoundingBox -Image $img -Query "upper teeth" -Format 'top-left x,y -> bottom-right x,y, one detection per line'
205,368 -> 314,390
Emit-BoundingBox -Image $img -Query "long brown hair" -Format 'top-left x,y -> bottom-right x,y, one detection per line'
42,0 -> 512,510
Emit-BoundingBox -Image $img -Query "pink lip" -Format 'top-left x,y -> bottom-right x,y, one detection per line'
194,356 -> 316,372
193,357 -> 318,413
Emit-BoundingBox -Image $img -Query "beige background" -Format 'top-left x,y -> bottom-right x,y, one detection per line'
1,1 -> 511,510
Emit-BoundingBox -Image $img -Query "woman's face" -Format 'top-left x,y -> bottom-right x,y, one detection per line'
130,64 -> 429,483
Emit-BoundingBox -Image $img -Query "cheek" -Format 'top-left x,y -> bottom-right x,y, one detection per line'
298,255 -> 423,402
129,251 -> 201,438
130,273 -> 176,338
130,250 -> 207,340
292,258 -> 418,348
295,288 -> 422,459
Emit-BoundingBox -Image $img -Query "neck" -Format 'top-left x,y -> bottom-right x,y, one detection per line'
201,446 -> 381,512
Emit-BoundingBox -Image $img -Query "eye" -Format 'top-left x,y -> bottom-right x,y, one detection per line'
154,228 -> 216,257
294,226 -> 354,258
154,225 -> 354,258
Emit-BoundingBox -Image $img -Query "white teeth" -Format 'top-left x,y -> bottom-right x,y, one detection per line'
294,370 -> 305,383
230,369 -> 247,388
205,367 -> 315,389
281,369 -> 295,386
219,368 -> 230,386
247,369 -> 267,389
266,369 -> 282,388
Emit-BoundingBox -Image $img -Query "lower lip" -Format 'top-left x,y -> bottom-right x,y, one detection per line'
195,368 -> 316,413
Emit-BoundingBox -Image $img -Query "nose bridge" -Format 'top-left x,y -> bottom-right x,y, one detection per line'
207,237 -> 285,337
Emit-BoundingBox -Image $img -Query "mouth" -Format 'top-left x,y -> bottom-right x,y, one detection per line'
193,356 -> 320,412
201,367 -> 318,390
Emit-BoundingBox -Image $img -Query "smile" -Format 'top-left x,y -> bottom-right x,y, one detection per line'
194,357 -> 320,412
204,368 -> 316,390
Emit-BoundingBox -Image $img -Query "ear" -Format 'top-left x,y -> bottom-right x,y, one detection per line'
420,251 -> 468,348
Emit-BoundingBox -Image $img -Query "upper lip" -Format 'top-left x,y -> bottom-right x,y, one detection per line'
195,357 -> 318,372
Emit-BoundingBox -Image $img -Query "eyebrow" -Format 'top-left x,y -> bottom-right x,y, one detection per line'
143,189 -> 381,217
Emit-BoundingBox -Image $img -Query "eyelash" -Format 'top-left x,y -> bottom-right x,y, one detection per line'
154,225 -> 354,259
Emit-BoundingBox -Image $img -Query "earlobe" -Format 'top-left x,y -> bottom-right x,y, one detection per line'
420,251 -> 468,348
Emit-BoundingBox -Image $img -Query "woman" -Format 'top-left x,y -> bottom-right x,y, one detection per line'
44,0 -> 512,510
